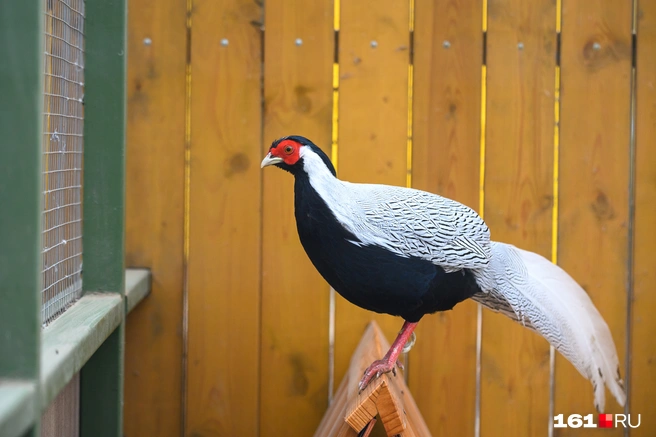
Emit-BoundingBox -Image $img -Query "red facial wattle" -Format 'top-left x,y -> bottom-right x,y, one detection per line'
271,139 -> 301,166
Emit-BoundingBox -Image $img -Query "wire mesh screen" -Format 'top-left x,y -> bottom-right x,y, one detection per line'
42,0 -> 85,324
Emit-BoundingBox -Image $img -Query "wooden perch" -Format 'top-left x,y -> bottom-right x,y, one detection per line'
314,321 -> 432,437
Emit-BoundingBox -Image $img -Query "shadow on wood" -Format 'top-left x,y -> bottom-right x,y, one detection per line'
314,321 -> 432,437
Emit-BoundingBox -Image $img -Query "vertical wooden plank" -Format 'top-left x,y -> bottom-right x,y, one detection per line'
631,1 -> 656,435
0,0 -> 43,380
335,0 -> 410,388
0,2 -> 43,435
83,0 -> 127,296
556,2 -> 632,433
123,0 -> 187,435
260,1 -> 334,434
410,0 -> 482,435
481,1 -> 556,436
186,0 -> 262,435
81,0 -> 127,434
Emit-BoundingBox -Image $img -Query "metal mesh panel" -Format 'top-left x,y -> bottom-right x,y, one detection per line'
42,0 -> 85,324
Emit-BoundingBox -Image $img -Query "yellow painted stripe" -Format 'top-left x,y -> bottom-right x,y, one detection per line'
332,0 -> 340,169
549,6 -> 562,433
475,6 -> 488,437
479,66 -> 487,218
552,0 -> 561,263
552,66 -> 560,264
331,63 -> 339,171
409,0 -> 415,32
406,0 -> 415,188
329,0 -> 341,403
476,6 -> 488,437
406,64 -> 413,188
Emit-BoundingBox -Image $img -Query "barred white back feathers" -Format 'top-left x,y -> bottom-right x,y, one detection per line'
474,242 -> 626,412
300,146 -> 492,272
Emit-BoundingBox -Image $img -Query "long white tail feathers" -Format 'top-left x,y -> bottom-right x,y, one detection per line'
479,242 -> 626,412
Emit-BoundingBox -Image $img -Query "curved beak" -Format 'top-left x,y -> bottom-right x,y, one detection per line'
260,153 -> 284,168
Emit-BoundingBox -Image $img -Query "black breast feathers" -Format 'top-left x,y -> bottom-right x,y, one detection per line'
293,171 -> 481,323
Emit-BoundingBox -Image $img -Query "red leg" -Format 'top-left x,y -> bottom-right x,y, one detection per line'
358,321 -> 418,391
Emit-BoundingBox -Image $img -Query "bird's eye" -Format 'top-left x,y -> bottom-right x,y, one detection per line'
284,145 -> 294,154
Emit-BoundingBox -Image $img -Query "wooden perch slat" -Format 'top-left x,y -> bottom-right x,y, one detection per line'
344,323 -> 388,430
376,378 -> 406,435
314,321 -> 432,437
345,322 -> 431,436
345,322 -> 407,434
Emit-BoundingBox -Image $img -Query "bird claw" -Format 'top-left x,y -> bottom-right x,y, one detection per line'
358,358 -> 404,392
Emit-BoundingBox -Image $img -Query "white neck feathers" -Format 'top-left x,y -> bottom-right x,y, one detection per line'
300,147 -> 336,181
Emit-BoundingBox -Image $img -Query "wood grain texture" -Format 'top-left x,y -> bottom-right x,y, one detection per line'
344,324 -> 401,432
409,0 -> 482,435
124,0 -> 186,435
344,322 -> 431,437
260,1 -> 334,435
556,2 -> 632,434
335,0 -> 410,392
186,0 -> 263,435
482,1 -> 556,436
41,373 -> 79,437
631,2 -> 656,435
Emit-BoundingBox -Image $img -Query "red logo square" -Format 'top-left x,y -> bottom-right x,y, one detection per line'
599,414 -> 613,428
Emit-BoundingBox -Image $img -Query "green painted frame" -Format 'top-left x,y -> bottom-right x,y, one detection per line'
0,0 -> 43,381
0,2 -> 146,436
79,0 -> 128,435
0,1 -> 44,436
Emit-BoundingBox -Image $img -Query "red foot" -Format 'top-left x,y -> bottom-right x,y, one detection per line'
358,358 -> 403,391
357,321 -> 418,392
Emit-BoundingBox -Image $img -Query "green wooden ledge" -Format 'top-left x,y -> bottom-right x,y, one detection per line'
0,381 -> 37,437
40,293 -> 123,409
0,268 -> 151,437
41,268 -> 151,408
125,268 -> 151,314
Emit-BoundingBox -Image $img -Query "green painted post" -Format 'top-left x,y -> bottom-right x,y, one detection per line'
80,0 -> 127,435
81,1 -> 127,295
0,1 -> 44,435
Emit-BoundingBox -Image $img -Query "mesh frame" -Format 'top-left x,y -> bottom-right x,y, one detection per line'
41,0 -> 85,324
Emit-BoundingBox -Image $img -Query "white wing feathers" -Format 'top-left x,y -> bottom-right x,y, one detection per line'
481,242 -> 626,411
302,147 -> 490,271
339,183 -> 491,271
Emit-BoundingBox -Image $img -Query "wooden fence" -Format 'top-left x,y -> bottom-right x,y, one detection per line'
123,0 -> 655,436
